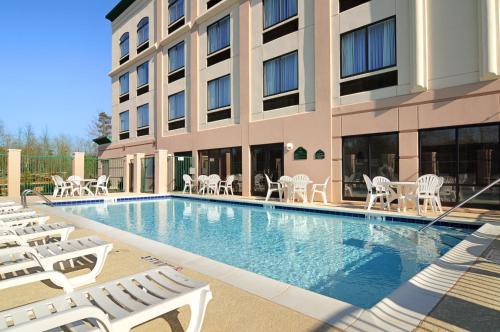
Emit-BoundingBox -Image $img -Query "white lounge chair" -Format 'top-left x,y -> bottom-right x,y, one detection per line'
265,174 -> 283,202
0,266 -> 212,332
0,208 -> 36,220
207,174 -> 220,195
0,204 -> 23,213
363,174 -> 386,210
291,174 -> 310,203
219,175 -> 235,195
52,175 -> 71,197
0,201 -> 16,207
183,174 -> 194,194
0,236 -> 112,288
0,223 -> 75,246
197,175 -> 209,194
67,175 -> 93,196
312,177 -> 330,204
91,175 -> 109,196
0,214 -> 50,229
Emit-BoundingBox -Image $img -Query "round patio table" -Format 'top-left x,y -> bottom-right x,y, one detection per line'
383,181 -> 417,213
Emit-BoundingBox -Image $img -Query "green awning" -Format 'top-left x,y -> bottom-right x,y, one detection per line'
93,136 -> 112,145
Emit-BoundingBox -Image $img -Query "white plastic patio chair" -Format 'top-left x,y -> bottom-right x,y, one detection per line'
406,174 -> 441,215
434,176 -> 444,213
265,174 -> 283,202
183,174 -> 194,194
219,175 -> 235,195
207,174 -> 221,195
67,175 -> 93,196
0,223 -> 75,246
291,174 -> 310,203
372,176 -> 398,211
279,175 -> 293,202
363,174 -> 387,210
0,236 -> 112,288
92,175 -> 109,196
312,177 -> 330,204
197,175 -> 209,194
0,266 -> 212,332
52,175 -> 71,197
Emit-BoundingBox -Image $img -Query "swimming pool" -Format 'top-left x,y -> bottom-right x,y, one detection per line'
60,197 -> 473,308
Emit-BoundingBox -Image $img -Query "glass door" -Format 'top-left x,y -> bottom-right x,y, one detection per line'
251,143 -> 284,196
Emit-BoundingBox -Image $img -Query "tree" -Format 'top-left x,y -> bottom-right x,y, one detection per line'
88,112 -> 111,138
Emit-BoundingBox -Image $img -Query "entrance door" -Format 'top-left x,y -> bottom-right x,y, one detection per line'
251,143 -> 284,196
174,152 -> 193,191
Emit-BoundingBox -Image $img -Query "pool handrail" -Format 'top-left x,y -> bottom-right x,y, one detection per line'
21,189 -> 54,208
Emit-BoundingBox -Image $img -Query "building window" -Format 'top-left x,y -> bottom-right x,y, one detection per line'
263,0 -> 298,29
137,17 -> 149,46
208,75 -> 231,110
141,156 -> 155,193
198,147 -> 242,194
169,0 -> 184,24
169,91 -> 185,120
294,147 -> 307,160
119,73 -> 129,96
420,124 -> 499,208
341,17 -> 396,78
314,150 -> 325,160
137,104 -> 149,128
264,51 -> 298,97
342,133 -> 399,200
119,32 -> 129,58
207,15 -> 230,54
137,62 -> 149,87
119,111 -> 129,132
168,41 -> 185,73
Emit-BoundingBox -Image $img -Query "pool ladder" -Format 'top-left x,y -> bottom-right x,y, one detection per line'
21,189 -> 54,208
419,178 -> 500,232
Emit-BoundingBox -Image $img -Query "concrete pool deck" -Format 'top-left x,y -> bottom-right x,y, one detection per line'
1,194 -> 499,331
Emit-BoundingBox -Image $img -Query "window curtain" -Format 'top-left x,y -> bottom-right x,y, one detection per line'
137,104 -> 149,128
264,0 -> 297,29
119,73 -> 129,95
208,17 -> 230,54
169,0 -> 184,24
137,18 -> 149,45
208,76 -> 230,110
281,52 -> 297,92
341,29 -> 366,77
169,91 -> 185,120
120,33 -> 129,57
264,58 -> 279,96
137,63 -> 149,86
169,42 -> 184,72
368,18 -> 395,71
120,112 -> 129,132
264,52 -> 297,96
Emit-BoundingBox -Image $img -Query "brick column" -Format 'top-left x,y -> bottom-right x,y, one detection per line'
154,149 -> 168,194
7,149 -> 21,197
134,153 -> 144,194
72,152 -> 85,179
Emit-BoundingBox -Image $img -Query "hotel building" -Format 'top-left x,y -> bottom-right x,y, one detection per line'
101,0 -> 500,208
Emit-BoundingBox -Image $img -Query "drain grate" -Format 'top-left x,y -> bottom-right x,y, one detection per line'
140,255 -> 182,271
484,248 -> 500,264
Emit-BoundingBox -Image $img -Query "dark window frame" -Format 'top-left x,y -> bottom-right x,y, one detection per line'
339,0 -> 371,12
119,32 -> 130,59
168,90 -> 186,121
119,72 -> 130,97
119,110 -> 130,133
136,61 -> 149,88
262,0 -> 298,31
137,16 -> 150,47
207,74 -> 231,112
136,103 -> 150,129
207,15 -> 231,56
168,41 -> 185,74
340,15 -> 397,79
168,0 -> 185,26
263,50 -> 299,98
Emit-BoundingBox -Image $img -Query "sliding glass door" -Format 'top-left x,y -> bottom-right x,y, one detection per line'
250,143 -> 284,196
198,147 -> 242,194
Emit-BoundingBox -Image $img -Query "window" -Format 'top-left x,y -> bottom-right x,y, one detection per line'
198,147 -> 242,194
137,62 -> 149,87
168,91 -> 185,120
207,16 -> 230,54
137,104 -> 149,128
137,17 -> 149,46
264,51 -> 298,97
169,0 -> 184,24
208,75 -> 230,110
294,147 -> 307,160
341,17 -> 396,78
342,133 -> 398,200
119,111 -> 129,132
141,157 -> 155,193
420,124 -> 499,208
119,73 -> 129,96
168,42 -> 185,73
314,150 -> 325,160
119,32 -> 129,58
263,0 -> 298,29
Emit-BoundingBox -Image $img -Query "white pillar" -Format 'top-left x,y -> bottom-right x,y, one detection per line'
72,152 -> 85,179
123,154 -> 133,193
7,149 -> 21,197
480,0 -> 500,80
134,153 -> 144,194
411,0 -> 428,92
155,150 -> 168,194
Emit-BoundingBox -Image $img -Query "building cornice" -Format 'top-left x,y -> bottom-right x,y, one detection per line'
106,0 -> 137,22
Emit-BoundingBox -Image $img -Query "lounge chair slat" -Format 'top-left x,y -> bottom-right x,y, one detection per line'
11,310 -> 32,326
87,289 -> 130,319
149,270 -> 192,293
155,268 -> 203,288
35,246 -> 53,258
133,275 -> 177,299
32,302 -> 52,320
105,284 -> 147,311
53,298 -> 72,313
119,279 -> 162,305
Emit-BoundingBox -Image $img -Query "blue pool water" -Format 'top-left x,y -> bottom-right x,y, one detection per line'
61,197 -> 472,308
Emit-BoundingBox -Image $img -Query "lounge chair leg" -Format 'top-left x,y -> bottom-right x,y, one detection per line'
186,289 -> 213,332
68,245 -> 112,288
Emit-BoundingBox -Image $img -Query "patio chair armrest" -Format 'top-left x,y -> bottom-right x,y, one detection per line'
0,270 -> 74,293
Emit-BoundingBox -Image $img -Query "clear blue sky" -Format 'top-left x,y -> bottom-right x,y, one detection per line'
0,1 -> 119,138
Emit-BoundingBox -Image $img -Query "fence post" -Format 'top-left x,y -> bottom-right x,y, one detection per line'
134,153 -> 144,194
72,152 -> 85,179
7,149 -> 21,197
123,155 -> 133,193
154,150 -> 168,194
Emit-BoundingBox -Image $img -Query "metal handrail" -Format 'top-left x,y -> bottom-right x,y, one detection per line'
419,178 -> 500,232
21,189 -> 54,208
